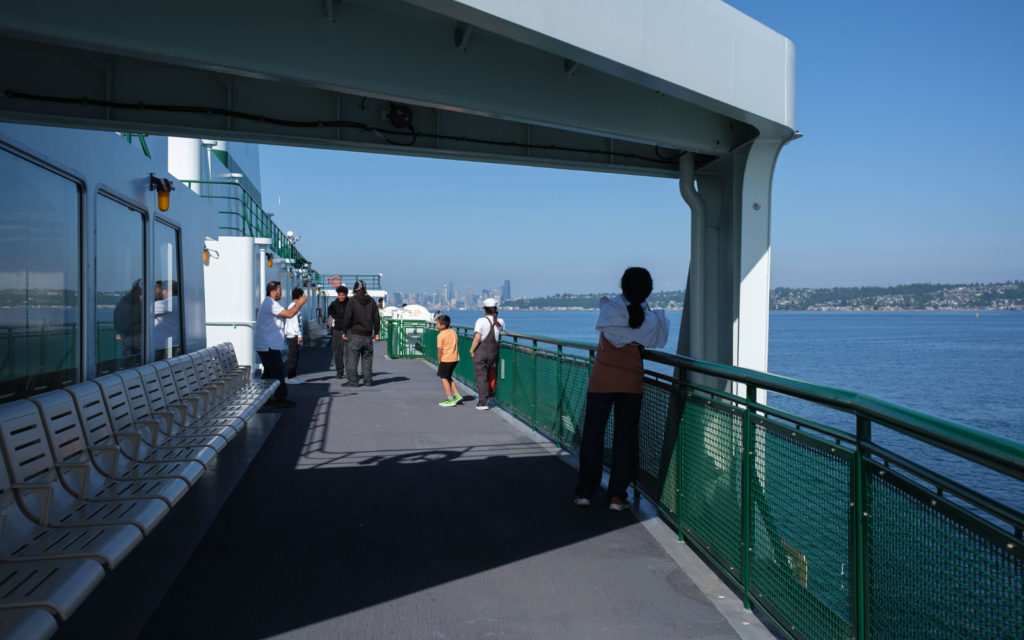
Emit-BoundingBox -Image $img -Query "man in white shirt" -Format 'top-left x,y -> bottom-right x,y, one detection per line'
153,280 -> 181,360
284,287 -> 306,384
255,281 -> 307,407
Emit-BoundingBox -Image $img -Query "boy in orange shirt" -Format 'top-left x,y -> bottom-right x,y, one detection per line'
436,315 -> 462,407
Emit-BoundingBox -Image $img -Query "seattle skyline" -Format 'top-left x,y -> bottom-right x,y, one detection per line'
258,0 -> 1024,299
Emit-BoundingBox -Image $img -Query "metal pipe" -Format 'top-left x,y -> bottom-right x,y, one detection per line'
678,153 -> 705,361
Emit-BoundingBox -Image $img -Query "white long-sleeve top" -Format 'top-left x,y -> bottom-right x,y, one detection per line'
595,295 -> 669,348
284,302 -> 302,339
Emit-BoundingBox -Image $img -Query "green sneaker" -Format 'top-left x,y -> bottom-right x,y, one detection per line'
438,398 -> 456,407
452,394 -> 463,405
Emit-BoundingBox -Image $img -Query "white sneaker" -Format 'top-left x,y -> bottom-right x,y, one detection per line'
285,377 -> 306,384
475,404 -> 489,411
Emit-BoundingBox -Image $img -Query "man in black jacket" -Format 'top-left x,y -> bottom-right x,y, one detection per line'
340,280 -> 380,387
327,285 -> 349,379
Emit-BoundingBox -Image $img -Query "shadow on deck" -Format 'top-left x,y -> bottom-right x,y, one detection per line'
58,345 -> 767,639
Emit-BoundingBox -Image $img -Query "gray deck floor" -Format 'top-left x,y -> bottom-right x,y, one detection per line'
129,346 -> 773,639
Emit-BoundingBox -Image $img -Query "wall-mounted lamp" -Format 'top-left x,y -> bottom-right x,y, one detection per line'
266,253 -> 274,268
203,247 -> 210,266
149,174 -> 174,212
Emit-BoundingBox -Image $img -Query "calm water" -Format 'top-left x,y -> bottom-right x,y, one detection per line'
446,309 -> 1024,512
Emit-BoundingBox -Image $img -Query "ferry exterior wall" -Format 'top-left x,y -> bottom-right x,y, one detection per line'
0,123 -> 218,383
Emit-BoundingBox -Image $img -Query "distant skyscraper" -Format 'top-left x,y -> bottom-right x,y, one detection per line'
502,280 -> 511,301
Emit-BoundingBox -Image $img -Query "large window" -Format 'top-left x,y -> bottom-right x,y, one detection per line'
0,148 -> 80,401
153,221 -> 183,360
96,195 -> 144,374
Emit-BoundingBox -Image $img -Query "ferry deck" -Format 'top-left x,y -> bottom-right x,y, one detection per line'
0,1 -> 1021,638
55,346 -> 775,640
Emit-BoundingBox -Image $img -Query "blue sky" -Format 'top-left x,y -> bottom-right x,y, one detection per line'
259,0 -> 1024,298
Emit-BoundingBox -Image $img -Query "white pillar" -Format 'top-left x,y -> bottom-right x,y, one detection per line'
678,138 -> 785,375
166,137 -> 202,192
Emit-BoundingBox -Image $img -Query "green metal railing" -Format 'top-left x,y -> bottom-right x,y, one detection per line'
318,274 -> 382,290
1,324 -> 77,379
385,319 -> 428,359
179,179 -> 317,278
406,323 -> 1024,640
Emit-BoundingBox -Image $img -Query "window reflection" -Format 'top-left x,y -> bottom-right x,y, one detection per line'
153,222 -> 182,360
96,196 -> 144,374
0,149 -> 80,401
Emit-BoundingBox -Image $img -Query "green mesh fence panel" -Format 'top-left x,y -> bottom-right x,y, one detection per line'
680,394 -> 744,578
557,356 -> 591,450
422,327 -> 438,362
455,335 -> 476,388
865,460 -> 1024,640
636,380 -> 679,518
533,352 -> 559,439
749,416 -> 853,640
512,345 -> 535,422
492,343 -> 511,406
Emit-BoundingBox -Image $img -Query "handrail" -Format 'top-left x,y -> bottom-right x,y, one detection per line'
643,349 -> 1024,481
179,179 -> 311,269
474,325 -> 1024,480
501,330 -> 597,353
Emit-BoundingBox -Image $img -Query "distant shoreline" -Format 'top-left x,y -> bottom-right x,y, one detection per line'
469,308 -> 1020,313
486,281 -> 1023,313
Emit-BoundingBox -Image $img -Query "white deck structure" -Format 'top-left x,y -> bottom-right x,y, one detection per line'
0,0 -> 797,373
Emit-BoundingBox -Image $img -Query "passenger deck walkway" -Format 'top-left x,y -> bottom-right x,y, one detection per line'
103,346 -> 773,639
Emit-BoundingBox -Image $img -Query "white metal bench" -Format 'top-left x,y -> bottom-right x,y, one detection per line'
94,372 -> 214,478
31,390 -> 186,508
0,400 -> 166,535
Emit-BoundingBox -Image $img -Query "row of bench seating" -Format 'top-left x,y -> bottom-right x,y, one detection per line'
0,343 -> 276,640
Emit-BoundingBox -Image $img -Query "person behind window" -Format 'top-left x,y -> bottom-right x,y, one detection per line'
153,279 -> 181,360
574,267 -> 669,511
114,278 -> 143,358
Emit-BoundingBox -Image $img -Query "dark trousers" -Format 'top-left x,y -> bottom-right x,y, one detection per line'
575,392 -> 642,501
285,336 -> 300,378
257,349 -> 287,400
472,344 -> 498,405
346,334 -> 373,384
331,330 -> 346,376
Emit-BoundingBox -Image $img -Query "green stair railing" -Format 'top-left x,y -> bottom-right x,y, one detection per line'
179,179 -> 313,272
404,324 -> 1023,640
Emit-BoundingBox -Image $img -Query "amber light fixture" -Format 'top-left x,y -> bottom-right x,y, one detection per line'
266,253 -> 274,268
150,174 -> 174,212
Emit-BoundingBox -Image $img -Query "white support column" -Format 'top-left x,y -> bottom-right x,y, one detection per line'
678,138 -> 785,377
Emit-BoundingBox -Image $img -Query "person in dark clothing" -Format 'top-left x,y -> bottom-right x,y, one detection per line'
327,285 -> 349,379
113,279 -> 143,361
340,280 -> 380,387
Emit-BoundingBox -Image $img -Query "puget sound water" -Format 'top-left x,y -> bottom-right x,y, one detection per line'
444,309 -> 1024,514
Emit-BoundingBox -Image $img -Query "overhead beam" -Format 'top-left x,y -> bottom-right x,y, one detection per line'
0,0 -> 759,176
0,37 -> 704,176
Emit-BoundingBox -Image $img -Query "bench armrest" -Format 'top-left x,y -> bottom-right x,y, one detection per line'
136,418 -> 164,444
55,462 -> 92,498
12,483 -> 54,527
152,410 -> 178,435
88,446 -> 121,477
115,431 -> 142,458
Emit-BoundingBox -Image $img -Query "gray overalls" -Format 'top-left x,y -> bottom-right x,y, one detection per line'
472,317 -> 500,406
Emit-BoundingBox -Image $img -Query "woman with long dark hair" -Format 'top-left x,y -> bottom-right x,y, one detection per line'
575,267 -> 668,510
